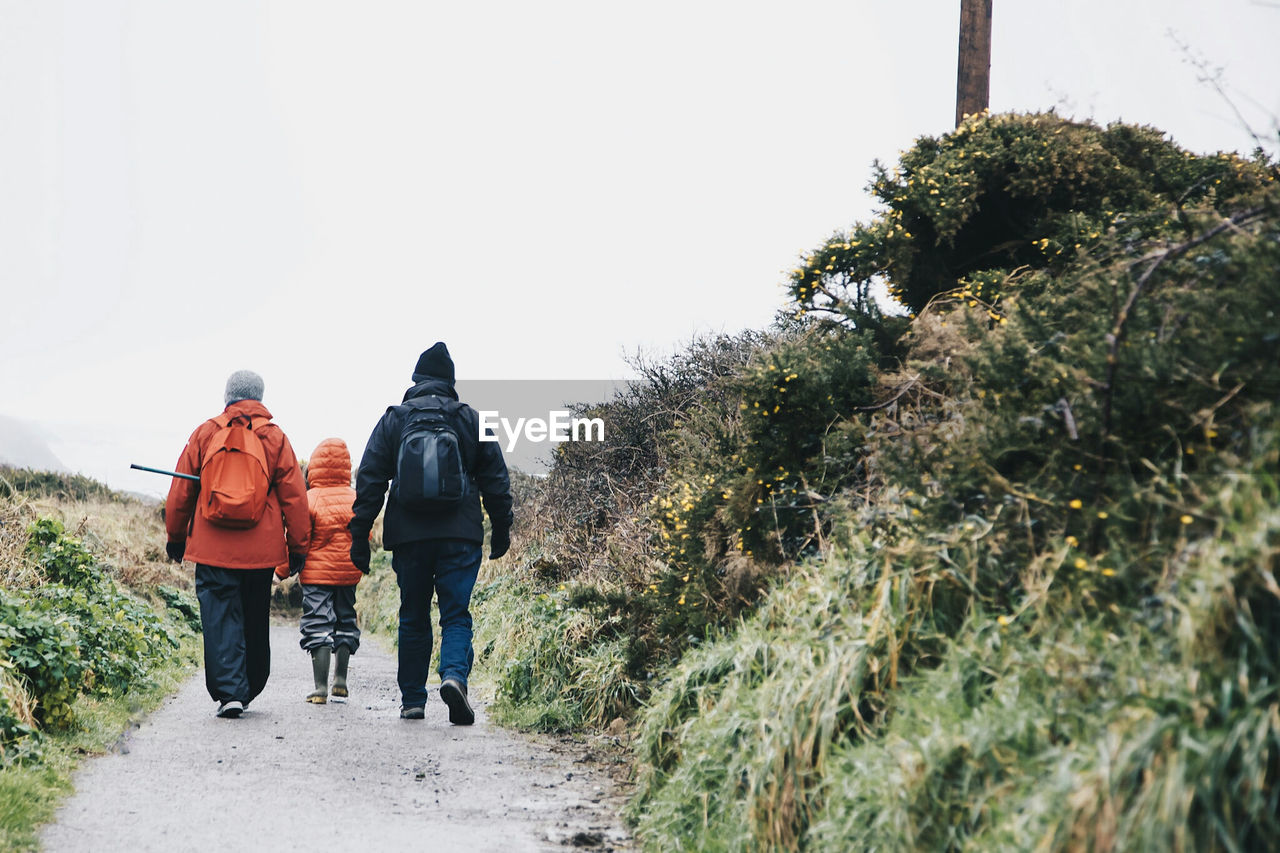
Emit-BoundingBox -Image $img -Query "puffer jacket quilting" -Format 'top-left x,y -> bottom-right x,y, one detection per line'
277,438 -> 363,586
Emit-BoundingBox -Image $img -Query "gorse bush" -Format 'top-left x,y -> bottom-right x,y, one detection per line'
472,111 -> 1280,849
624,118 -> 1280,848
788,112 -> 1274,319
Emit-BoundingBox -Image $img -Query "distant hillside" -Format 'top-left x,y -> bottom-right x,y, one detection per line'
0,414 -> 65,473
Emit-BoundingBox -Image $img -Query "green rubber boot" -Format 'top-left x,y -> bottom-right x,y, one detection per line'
307,647 -> 330,704
332,647 -> 350,698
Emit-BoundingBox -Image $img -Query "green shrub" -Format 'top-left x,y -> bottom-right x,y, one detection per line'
471,113 -> 1280,850
24,519 -> 100,588
28,585 -> 179,696
655,327 -> 878,571
1,515 -> 197,752
0,592 -> 83,731
155,586 -> 201,633
0,467 -> 123,503
789,112 -> 1274,318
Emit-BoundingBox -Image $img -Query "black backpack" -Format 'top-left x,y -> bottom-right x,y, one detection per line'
391,396 -> 469,511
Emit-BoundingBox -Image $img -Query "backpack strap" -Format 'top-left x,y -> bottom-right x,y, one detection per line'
213,412 -> 273,431
402,394 -> 458,413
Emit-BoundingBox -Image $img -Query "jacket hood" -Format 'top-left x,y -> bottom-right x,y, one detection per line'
223,399 -> 273,422
307,438 -> 352,488
403,378 -> 458,403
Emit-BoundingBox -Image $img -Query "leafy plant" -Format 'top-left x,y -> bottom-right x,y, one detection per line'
25,519 -> 100,589
0,591 -> 83,730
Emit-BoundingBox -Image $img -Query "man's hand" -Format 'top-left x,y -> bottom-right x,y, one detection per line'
350,537 -> 371,574
489,525 -> 510,561
288,552 -> 306,577
165,541 -> 185,563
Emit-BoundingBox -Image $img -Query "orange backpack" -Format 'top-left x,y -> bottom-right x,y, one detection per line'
200,413 -> 272,528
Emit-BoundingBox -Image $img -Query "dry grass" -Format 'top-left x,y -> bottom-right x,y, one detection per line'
0,667 -> 35,731
24,496 -> 189,591
0,499 -> 39,588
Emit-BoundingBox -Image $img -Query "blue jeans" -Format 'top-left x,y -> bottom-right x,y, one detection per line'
392,539 -> 481,706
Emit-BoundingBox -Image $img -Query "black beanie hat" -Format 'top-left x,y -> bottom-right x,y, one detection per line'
412,342 -> 455,383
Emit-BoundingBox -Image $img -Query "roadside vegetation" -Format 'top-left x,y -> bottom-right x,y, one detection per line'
465,112 -> 1280,849
0,467 -> 201,851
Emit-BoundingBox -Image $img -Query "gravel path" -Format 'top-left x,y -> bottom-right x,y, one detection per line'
42,626 -> 631,852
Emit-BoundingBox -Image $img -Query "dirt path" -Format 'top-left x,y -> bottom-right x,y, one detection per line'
41,626 -> 631,852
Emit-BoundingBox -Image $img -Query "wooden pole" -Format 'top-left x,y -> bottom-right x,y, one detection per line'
956,0 -> 993,126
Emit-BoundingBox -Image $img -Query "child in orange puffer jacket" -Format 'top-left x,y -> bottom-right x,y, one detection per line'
277,438 -> 368,703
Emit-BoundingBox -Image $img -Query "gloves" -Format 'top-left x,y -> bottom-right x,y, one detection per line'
288,552 -> 306,577
350,537 -> 371,574
165,541 -> 185,563
488,525 -> 510,561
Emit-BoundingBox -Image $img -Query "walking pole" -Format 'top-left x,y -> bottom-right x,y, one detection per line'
130,463 -> 201,482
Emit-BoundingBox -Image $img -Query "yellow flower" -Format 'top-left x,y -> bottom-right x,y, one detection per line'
1101,568 -> 1116,577
1096,511 -> 1108,520
1074,558 -> 1088,570
1065,535 -> 1079,548
1069,499 -> 1083,510
996,615 -> 1011,626
677,595 -> 686,605
1180,515 -> 1193,525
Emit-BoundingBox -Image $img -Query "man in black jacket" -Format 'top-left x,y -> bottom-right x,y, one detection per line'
349,342 -> 513,723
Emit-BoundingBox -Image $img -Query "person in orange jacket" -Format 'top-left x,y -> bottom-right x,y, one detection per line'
165,370 -> 310,718
276,437 -> 366,703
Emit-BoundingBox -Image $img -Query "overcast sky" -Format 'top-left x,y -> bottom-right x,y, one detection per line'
1,0 -> 1276,495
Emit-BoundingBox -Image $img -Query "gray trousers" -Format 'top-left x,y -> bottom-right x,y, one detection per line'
299,583 -> 361,653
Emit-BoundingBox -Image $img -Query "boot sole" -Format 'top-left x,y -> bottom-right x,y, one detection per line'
306,694 -> 327,704
439,681 -> 475,726
331,687 -> 349,698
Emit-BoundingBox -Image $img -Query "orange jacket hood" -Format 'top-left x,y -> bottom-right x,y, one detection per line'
307,438 -> 351,488
274,437 -> 362,586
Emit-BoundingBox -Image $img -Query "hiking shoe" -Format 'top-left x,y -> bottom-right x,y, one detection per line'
217,700 -> 244,718
439,678 -> 475,726
400,705 -> 425,720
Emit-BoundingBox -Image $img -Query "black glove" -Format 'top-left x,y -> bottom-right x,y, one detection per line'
288,552 -> 306,577
165,541 -> 185,563
489,525 -> 510,560
350,537 -> 371,574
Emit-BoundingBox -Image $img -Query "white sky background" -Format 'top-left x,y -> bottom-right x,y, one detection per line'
1,0 -> 1277,496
